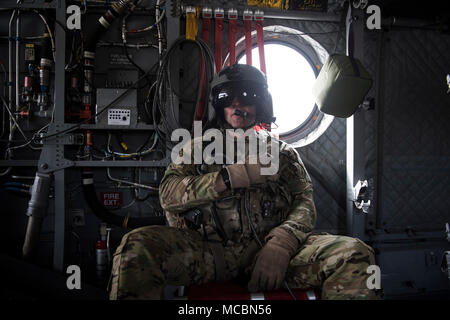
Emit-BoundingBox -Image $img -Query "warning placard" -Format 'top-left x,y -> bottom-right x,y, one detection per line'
100,192 -> 123,208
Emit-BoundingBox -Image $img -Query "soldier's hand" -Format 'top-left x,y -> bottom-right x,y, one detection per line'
248,227 -> 299,292
225,155 -> 268,189
248,241 -> 291,292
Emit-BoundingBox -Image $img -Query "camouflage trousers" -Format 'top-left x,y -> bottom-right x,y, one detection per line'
109,225 -> 380,300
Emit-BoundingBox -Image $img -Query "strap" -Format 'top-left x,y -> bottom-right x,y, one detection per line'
219,167 -> 231,190
205,204 -> 228,281
243,10 -> 253,66
210,204 -> 229,245
346,2 -> 355,58
209,241 -> 227,281
333,0 -> 349,54
253,10 -> 270,131
201,8 -> 212,44
196,8 -> 212,120
343,3 -> 360,78
349,56 -> 360,77
214,8 -> 224,72
185,6 -> 198,41
254,10 -> 266,75
228,9 -> 238,65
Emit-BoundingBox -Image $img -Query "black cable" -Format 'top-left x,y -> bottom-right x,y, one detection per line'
151,36 -> 214,148
33,9 -> 68,34
121,13 -> 150,83
143,81 -> 156,122
136,131 -> 155,153
122,42 -> 147,75
132,167 -> 156,202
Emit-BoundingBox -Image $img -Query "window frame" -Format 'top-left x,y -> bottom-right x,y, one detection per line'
226,25 -> 333,148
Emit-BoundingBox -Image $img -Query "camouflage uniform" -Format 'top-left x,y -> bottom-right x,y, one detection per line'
109,129 -> 380,300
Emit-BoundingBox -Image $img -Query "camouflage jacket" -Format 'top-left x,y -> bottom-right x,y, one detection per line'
159,129 -> 317,247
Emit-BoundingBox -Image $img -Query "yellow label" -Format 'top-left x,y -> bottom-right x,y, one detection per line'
247,0 -> 288,9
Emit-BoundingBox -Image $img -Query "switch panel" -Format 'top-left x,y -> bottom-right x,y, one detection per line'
108,109 -> 131,126
95,88 -> 137,126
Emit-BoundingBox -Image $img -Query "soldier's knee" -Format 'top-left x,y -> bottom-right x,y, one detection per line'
115,225 -> 169,258
342,237 -> 375,265
127,225 -> 167,237
124,225 -> 168,243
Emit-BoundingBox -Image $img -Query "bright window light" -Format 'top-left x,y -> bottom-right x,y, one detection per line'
238,43 -> 317,135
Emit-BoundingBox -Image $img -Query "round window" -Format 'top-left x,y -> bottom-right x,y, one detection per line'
228,25 -> 334,147
237,43 -> 317,136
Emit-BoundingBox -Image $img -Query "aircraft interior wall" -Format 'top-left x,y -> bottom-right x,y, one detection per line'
0,0 -> 448,301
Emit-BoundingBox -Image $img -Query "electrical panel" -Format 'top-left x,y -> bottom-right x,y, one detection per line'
0,0 -> 170,292
95,89 -> 138,126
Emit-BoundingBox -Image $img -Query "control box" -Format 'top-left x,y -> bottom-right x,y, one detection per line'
95,88 -> 138,126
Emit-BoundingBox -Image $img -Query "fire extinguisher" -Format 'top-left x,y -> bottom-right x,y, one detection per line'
95,239 -> 107,279
95,223 -> 108,279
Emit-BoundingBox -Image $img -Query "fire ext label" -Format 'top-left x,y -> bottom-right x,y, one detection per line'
100,192 -> 123,208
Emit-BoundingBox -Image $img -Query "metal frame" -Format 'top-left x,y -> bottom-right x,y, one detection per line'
345,6 -> 367,240
0,0 -> 173,272
52,0 -> 67,272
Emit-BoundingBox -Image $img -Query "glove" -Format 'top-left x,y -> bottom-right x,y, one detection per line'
248,227 -> 299,292
225,155 -> 268,189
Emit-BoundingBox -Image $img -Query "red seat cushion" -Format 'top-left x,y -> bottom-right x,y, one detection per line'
187,281 -> 320,300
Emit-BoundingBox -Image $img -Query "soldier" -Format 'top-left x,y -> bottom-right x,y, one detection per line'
109,64 -> 380,300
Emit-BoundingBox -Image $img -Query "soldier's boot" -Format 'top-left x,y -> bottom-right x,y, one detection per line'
109,225 -> 216,300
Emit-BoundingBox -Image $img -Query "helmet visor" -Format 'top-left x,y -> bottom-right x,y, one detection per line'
212,82 -> 268,110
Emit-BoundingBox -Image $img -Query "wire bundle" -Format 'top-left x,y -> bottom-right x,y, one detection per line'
151,36 -> 215,147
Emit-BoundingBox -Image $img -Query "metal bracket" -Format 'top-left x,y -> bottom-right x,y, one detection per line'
360,97 -> 375,111
36,123 -> 83,145
38,144 -> 74,173
36,123 -> 76,173
353,179 -> 371,213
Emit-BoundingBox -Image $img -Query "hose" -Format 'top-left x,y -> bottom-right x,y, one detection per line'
22,172 -> 52,260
